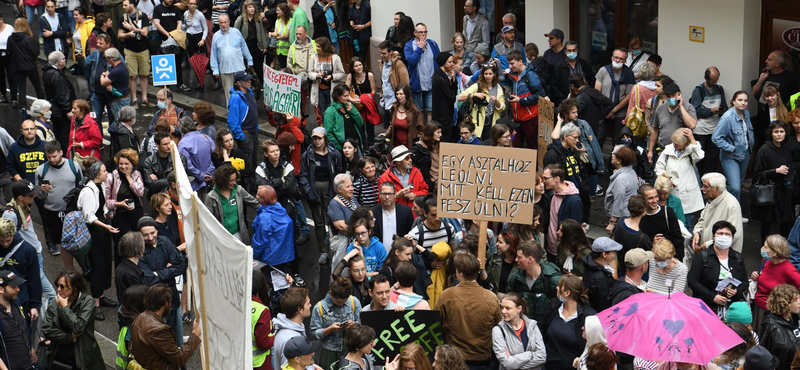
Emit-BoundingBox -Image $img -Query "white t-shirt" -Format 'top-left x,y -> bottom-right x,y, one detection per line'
0,25 -> 13,52
43,13 -> 62,51
381,207 -> 396,252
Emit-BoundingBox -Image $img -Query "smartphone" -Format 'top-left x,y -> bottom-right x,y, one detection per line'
42,179 -> 50,185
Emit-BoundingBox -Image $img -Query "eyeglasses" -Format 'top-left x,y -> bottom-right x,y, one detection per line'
355,231 -> 369,237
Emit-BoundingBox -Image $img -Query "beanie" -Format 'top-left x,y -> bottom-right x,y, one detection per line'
726,301 -> 753,324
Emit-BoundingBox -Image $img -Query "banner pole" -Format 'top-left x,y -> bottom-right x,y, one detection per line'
477,221 -> 488,269
192,196 -> 212,370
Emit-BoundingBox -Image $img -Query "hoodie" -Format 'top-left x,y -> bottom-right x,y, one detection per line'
272,313 -> 314,370
547,181 -> 582,255
6,135 -> 45,183
9,32 -> 39,72
346,236 -> 386,273
0,233 -> 42,309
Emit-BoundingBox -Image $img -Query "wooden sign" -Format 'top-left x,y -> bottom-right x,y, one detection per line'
538,97 -> 555,171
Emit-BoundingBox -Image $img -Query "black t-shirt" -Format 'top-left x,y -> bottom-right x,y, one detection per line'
759,69 -> 800,106
153,4 -> 182,40
498,260 -> 514,294
119,11 -> 150,52
314,152 -> 331,182
1,305 -> 32,370
340,109 -> 360,145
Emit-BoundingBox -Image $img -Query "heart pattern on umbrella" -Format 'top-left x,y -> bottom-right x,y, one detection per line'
662,320 -> 685,337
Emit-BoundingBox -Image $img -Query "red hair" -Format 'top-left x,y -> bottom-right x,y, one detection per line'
257,185 -> 278,205
500,229 -> 521,258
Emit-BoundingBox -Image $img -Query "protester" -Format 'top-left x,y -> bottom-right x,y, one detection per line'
36,140 -> 82,257
384,343 -> 433,370
752,121 -> 794,242
491,292 -> 546,370
345,217 -> 386,276
334,323 -> 376,370
30,100 -> 55,143
42,51 -> 76,151
77,161 -> 119,321
211,13 -> 253,101
299,127 -> 342,264
270,3 -> 293,68
377,145 -> 428,211
311,277 -> 362,370
612,195 -> 651,277
751,234 -> 800,333
556,220 -> 592,276
539,275 -> 596,370
324,85 -> 364,152
638,184 -> 684,261
352,157 -> 379,208
115,231 -> 145,305
272,287 -> 313,369
458,63 -> 506,140
10,19 -> 44,111
143,132 -> 188,194
623,62 -> 658,145
554,99 -> 604,199
148,88 -> 189,136
234,0 -> 267,91
151,193 -> 184,252
252,185 -> 297,277
68,99 -> 102,164
411,121 -> 442,191
450,32 -> 475,75
553,42 -> 595,106
130,284 -> 202,369
435,253 -> 501,369
179,116 -> 216,199
491,123 -> 512,147
111,106 -> 139,152
654,128 -> 705,228
431,52 -> 457,141
687,221 -> 747,319
332,254 -> 370,307
228,71 -> 260,188
604,146 -> 639,235
582,237 -> 620,312
712,91 -> 754,202
255,138 -> 297,218
692,173 -> 744,253
211,127 -> 245,175
760,284 -> 800,370
714,322 -> 757,370
507,240 -> 561,321
205,164 -> 260,244
542,165 -> 583,263
654,174 -> 686,225
42,270 -> 105,370
391,260 -> 430,310
345,57 -> 377,146
594,48 -> 635,148
647,239 -> 688,295
104,148 -> 146,250
385,84 -> 421,148
405,23 -> 440,122
0,214 -> 43,325
508,50 -> 546,149
249,270 -> 275,370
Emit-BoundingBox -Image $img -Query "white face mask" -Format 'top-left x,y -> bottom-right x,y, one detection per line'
715,235 -> 733,250
612,61 -> 624,69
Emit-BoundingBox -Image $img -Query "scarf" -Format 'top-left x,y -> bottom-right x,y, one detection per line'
5,199 -> 30,230
604,64 -> 636,103
337,194 -> 356,211
563,251 -> 574,272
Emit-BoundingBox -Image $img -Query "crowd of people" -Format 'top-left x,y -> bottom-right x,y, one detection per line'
1,0 -> 800,369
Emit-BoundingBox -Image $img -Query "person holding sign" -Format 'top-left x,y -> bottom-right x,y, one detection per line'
377,145 -> 429,212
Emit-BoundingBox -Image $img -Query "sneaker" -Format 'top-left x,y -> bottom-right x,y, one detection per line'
182,311 -> 194,323
48,243 -> 60,256
102,138 -> 111,146
595,185 -> 605,197
295,234 -> 309,245
582,223 -> 590,234
293,274 -> 306,287
179,84 -> 191,92
318,252 -> 329,265
742,218 -> 749,224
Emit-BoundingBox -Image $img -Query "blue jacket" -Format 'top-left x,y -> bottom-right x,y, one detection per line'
298,144 -> 342,204
404,39 -> 440,92
139,235 -> 186,307
2,233 -> 42,309
558,193 -> 583,225
227,87 -> 256,141
346,236 -> 386,273
788,216 -> 800,271
508,63 -> 546,122
6,135 -> 45,183
251,203 -> 295,265
712,108 -> 754,161
575,118 -> 604,172
40,12 -> 70,57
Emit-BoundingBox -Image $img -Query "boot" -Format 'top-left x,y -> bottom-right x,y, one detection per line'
212,76 -> 221,90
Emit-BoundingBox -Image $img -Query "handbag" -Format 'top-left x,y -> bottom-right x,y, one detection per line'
750,181 -> 777,206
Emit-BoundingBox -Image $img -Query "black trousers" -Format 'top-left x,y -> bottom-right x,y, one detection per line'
0,53 -> 17,100
186,32 -> 205,85
245,38 -> 265,88
40,207 -> 64,247
695,133 -> 720,178
16,68 -> 45,108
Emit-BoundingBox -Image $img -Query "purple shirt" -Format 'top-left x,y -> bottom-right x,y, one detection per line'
178,131 -> 216,191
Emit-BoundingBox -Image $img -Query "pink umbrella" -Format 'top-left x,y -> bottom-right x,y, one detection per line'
597,292 -> 744,365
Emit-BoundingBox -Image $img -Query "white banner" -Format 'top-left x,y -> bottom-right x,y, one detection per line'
171,143 -> 253,370
263,64 -> 302,116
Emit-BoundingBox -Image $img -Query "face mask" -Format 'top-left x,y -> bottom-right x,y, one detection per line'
655,260 -> 669,269
761,250 -> 772,259
43,111 -> 52,120
715,235 -> 733,250
621,138 -> 632,146
558,296 -> 566,303
631,49 -> 642,56
667,98 -> 679,107
157,101 -> 167,109
603,265 -> 616,275
612,61 -> 624,70
566,52 -> 578,60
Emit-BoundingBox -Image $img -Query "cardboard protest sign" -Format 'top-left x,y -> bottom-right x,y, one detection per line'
360,310 -> 444,363
172,143 -> 253,370
263,65 -> 302,116
538,97 -> 555,171
438,143 -> 538,225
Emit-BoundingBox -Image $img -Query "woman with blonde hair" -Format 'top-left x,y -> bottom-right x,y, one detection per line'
385,343 -> 433,370
450,32 -> 474,74
759,284 -> 800,370
750,234 -> 800,333
457,63 -> 506,140
653,174 -> 686,225
756,85 -> 789,149
11,18 -> 44,109
647,239 -> 688,295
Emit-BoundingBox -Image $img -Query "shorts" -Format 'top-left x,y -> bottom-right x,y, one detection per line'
412,90 -> 433,111
125,49 -> 150,76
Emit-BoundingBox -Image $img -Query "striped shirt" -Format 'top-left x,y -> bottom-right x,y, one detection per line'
212,0 -> 230,24
353,175 -> 379,208
407,222 -> 455,252
646,259 -> 689,295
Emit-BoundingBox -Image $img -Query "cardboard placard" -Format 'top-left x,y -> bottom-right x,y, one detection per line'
538,97 -> 555,171
360,310 -> 444,363
438,143 -> 537,225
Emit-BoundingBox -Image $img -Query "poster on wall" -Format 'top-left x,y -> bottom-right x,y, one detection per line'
772,18 -> 800,78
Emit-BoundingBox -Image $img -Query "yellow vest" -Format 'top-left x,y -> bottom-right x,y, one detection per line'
251,300 -> 272,367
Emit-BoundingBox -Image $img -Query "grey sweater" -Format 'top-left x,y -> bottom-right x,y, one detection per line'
35,159 -> 82,211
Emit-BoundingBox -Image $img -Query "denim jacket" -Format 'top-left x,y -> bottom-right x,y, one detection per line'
575,118 -> 604,173
712,108 -> 754,161
310,294 -> 362,351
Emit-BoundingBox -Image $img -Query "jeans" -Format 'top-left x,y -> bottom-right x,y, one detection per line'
26,4 -> 45,34
110,96 -> 131,127
91,92 -> 113,134
318,89 -> 332,118
720,152 -> 750,201
164,305 -> 184,346
292,198 -> 310,235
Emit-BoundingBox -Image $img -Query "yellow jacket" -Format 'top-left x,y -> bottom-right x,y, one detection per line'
458,83 -> 506,138
427,241 -> 452,308
74,18 -> 95,62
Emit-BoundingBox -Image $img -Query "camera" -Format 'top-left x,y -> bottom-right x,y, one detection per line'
472,96 -> 489,107
133,30 -> 142,41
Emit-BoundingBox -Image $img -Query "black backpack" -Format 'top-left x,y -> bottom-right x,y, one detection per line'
63,185 -> 84,214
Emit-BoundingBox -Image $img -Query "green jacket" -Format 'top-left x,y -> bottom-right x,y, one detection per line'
486,252 -> 519,293
323,102 -> 364,151
507,262 -> 562,321
42,293 -> 105,370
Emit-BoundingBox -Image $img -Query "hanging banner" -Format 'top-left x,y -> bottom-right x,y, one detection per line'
360,310 -> 444,363
538,97 -> 555,171
264,64 -> 302,116
172,143 -> 253,370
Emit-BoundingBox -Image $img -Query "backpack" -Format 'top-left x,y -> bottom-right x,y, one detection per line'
626,85 -> 647,138
61,187 -> 91,252
39,159 -> 81,188
416,222 -> 453,247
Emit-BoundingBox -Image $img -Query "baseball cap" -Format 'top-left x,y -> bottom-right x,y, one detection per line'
624,248 -> 655,268
591,237 -> 622,253
288,0 -> 299,4
311,127 -> 327,138
391,145 -> 413,162
284,336 -> 321,359
12,180 -> 40,198
743,346 -> 780,370
664,83 -> 681,95
545,28 -> 564,40
0,270 -> 25,287
501,25 -> 515,34
234,71 -> 253,82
